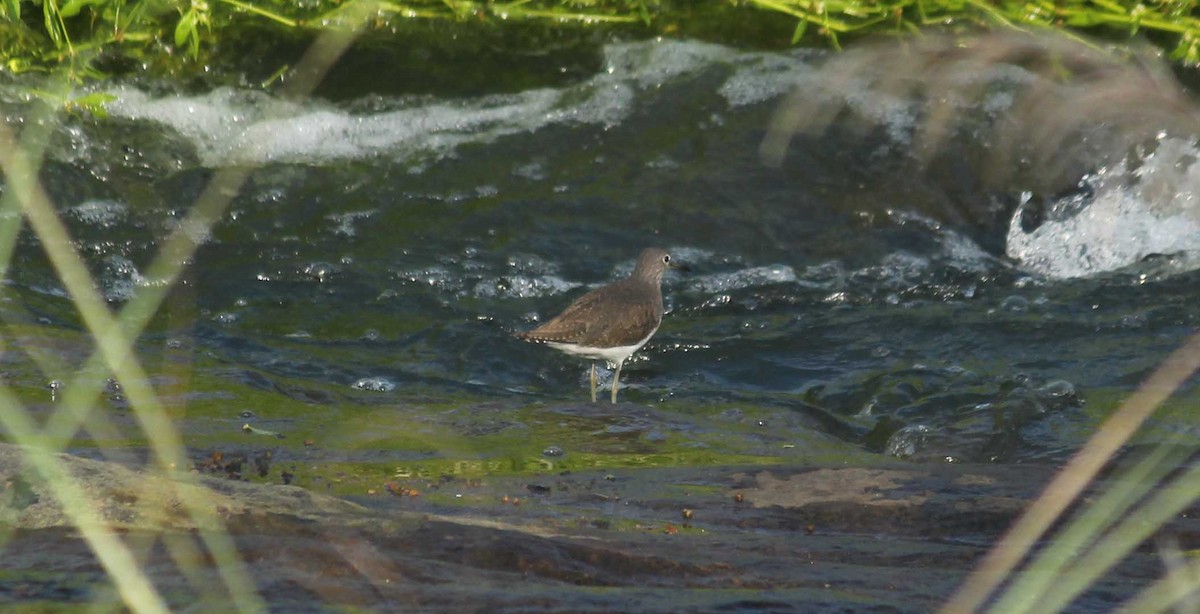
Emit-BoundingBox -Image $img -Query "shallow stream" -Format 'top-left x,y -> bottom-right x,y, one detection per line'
1,33 -> 1198,611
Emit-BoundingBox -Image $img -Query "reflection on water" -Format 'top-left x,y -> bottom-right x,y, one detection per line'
2,36 -> 1199,476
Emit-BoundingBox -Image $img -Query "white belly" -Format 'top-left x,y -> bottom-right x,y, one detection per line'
543,325 -> 659,367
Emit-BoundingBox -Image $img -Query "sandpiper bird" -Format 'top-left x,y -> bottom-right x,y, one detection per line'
516,247 -> 685,404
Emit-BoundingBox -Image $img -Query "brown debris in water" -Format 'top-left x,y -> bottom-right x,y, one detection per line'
195,449 -> 276,482
385,482 -> 421,497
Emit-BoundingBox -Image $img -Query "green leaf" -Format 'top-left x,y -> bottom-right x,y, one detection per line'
60,0 -> 107,18
68,92 -> 118,118
175,8 -> 199,57
43,0 -> 66,48
72,92 -> 117,107
0,0 -> 20,22
791,17 -> 808,43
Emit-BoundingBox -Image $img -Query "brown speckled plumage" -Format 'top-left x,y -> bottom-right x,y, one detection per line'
516,247 -> 682,403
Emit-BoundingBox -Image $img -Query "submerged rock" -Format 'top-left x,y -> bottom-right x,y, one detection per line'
0,443 -> 367,530
1,443 -> 1195,612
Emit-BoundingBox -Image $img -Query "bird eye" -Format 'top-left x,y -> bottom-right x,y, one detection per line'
662,255 -> 671,264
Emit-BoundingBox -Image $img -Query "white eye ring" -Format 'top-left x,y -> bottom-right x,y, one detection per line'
662,255 -> 671,264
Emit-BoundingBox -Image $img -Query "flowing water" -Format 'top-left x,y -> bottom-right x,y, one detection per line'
4,38 -> 1199,476
2,32 -> 1200,611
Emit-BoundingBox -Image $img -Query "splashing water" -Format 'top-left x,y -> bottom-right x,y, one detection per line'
1007,137 -> 1200,279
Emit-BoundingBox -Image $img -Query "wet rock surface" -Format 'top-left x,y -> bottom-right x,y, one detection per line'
1,442 -> 1193,611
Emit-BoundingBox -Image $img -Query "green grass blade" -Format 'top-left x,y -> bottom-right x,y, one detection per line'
988,441 -> 1194,613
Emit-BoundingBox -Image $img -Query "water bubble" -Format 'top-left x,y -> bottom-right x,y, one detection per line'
646,155 -> 679,170
352,377 -> 396,392
885,424 -> 931,459
513,161 -> 547,180
699,294 -> 731,310
689,264 -> 798,294
327,210 -> 375,237
997,295 -> 1029,313
106,378 -> 125,404
473,275 -> 579,299
506,253 -> 559,276
302,262 -> 338,282
47,379 -> 63,401
100,255 -> 144,302
1036,380 -> 1080,409
400,266 -> 460,292
800,261 -> 847,289
70,200 -> 128,228
856,399 -> 878,418
254,187 -> 286,205
1121,313 -> 1147,328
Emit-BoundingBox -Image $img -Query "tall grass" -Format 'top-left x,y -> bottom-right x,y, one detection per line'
943,332 -> 1200,613
0,1 -> 378,610
0,6 -> 1197,612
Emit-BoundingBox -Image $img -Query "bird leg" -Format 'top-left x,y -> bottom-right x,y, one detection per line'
610,361 -> 623,404
589,363 -> 598,403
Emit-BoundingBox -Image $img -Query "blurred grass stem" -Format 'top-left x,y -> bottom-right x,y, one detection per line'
943,330 -> 1200,613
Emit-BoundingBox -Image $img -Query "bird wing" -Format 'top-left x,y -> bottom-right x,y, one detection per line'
517,281 -> 662,347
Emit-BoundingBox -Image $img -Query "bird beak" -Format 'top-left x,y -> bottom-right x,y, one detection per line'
670,261 -> 690,273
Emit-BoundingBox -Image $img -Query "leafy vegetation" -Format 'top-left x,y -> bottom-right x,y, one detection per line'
743,0 -> 1200,62
0,0 -> 1197,83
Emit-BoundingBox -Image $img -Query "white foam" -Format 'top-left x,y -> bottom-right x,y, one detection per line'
718,50 -> 814,107
472,275 -> 580,299
688,264 -> 798,294
606,38 -> 728,89
99,254 -> 145,302
351,377 -> 395,392
1007,137 -> 1200,278
398,265 -> 463,292
70,199 -> 128,228
101,40 -> 807,167
326,209 -> 376,237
